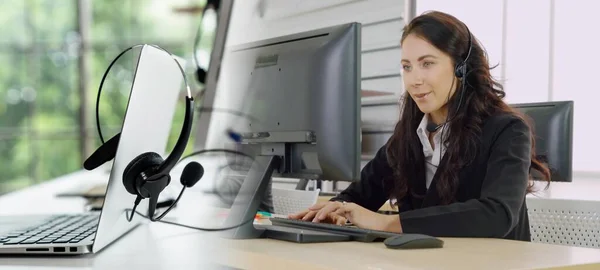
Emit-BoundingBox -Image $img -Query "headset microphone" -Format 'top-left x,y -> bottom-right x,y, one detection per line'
83,133 -> 120,170
426,122 -> 444,133
180,162 -> 204,188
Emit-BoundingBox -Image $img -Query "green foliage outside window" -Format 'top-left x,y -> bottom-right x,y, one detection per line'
0,0 -> 210,194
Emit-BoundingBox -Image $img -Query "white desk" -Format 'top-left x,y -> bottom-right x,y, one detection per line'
2,169 -> 600,269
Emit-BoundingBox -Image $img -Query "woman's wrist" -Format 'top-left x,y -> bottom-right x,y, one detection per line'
380,213 -> 403,233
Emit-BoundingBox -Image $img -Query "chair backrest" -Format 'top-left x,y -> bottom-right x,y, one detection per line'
527,197 -> 600,249
272,188 -> 320,215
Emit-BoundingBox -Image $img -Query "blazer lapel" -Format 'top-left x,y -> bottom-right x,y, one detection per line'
408,151 -> 427,208
421,153 -> 450,207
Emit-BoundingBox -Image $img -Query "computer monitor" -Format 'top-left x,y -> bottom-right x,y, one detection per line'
206,22 -> 362,183
510,101 -> 574,182
205,22 -> 361,238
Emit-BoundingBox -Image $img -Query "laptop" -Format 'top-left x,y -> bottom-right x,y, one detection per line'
0,44 -> 185,255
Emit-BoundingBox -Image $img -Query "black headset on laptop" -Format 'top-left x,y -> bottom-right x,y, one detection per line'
82,44 -> 203,222
84,44 -> 255,230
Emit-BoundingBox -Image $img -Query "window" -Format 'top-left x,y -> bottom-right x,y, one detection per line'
0,0 -> 205,194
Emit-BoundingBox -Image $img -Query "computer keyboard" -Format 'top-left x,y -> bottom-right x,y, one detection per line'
269,217 -> 402,242
0,214 -> 98,245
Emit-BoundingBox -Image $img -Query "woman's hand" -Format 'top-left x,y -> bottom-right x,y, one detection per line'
288,201 -> 402,232
288,202 -> 348,225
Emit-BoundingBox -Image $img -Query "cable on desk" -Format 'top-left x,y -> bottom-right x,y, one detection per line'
126,208 -> 255,232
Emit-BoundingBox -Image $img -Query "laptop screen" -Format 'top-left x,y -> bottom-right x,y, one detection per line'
92,45 -> 185,253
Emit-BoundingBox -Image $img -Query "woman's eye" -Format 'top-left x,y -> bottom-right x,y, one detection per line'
423,61 -> 434,67
402,65 -> 412,71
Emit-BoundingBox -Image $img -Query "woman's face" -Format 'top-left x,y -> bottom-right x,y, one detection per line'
401,33 -> 458,115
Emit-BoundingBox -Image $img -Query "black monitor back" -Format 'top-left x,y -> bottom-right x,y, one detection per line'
208,23 -> 361,182
510,101 -> 573,182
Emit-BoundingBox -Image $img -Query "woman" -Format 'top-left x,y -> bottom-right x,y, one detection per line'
289,11 -> 550,241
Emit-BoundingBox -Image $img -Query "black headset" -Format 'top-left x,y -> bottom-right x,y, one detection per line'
83,44 -> 203,222
449,23 -> 472,119
426,24 -> 473,133
120,98 -> 196,221
454,26 -> 473,79
85,43 -> 258,231
84,0 -> 259,230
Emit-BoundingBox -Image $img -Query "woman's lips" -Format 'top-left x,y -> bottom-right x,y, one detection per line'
414,92 -> 431,100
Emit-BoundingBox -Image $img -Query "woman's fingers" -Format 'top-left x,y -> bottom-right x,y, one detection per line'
288,209 -> 309,219
301,210 -> 318,221
314,202 -> 343,222
333,204 -> 353,221
308,202 -> 327,211
288,202 -> 351,224
290,202 -> 328,219
330,213 -> 347,225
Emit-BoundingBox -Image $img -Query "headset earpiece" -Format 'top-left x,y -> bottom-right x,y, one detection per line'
455,24 -> 473,79
454,63 -> 466,78
122,152 -> 166,197
120,96 -> 192,220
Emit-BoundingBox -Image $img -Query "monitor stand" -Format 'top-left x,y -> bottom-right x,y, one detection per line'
221,155 -> 280,239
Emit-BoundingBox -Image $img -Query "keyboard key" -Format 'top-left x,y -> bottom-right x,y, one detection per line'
35,239 -> 54,244
4,238 -> 28,245
53,238 -> 73,243
20,238 -> 43,244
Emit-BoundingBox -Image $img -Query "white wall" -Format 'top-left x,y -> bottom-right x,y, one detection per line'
415,0 -> 505,82
416,0 -> 597,174
552,0 -> 597,173
503,0 -> 551,104
226,0 -> 405,95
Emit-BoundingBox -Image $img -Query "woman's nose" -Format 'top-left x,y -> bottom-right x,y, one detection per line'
411,71 -> 424,86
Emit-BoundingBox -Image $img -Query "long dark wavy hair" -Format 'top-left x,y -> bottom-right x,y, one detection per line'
385,11 -> 551,206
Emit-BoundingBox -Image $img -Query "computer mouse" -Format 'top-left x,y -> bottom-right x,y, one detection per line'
383,234 -> 444,249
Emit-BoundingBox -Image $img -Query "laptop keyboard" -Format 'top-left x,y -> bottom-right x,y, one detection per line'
0,214 -> 98,245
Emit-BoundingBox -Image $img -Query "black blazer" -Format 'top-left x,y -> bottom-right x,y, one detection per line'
332,112 -> 534,241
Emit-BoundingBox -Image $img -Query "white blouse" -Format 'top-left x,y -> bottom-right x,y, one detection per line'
415,115 -> 448,189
